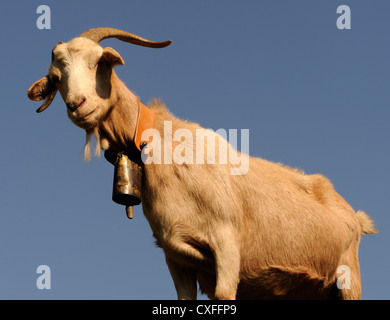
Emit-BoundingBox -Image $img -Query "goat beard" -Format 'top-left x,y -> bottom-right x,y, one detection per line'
83,127 -> 101,162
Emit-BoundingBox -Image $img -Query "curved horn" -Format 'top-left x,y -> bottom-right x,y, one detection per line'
79,27 -> 172,48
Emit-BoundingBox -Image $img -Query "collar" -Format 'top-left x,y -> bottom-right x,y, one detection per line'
103,100 -> 155,165
134,100 -> 156,151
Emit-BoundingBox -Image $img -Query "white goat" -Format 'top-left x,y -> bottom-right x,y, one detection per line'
28,28 -> 377,300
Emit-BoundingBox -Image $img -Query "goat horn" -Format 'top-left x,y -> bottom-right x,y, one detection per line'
79,27 -> 172,48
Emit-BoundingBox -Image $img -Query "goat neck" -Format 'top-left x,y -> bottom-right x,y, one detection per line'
99,71 -> 140,153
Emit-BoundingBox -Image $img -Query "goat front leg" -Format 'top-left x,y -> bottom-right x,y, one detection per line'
212,230 -> 240,300
166,257 -> 197,300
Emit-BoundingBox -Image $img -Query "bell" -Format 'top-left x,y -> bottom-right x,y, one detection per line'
112,152 -> 142,219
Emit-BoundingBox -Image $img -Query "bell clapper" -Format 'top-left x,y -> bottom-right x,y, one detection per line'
126,206 -> 134,219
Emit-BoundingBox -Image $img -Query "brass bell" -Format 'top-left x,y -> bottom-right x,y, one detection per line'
112,152 -> 142,219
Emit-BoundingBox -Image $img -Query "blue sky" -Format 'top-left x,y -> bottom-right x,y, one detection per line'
0,0 -> 389,299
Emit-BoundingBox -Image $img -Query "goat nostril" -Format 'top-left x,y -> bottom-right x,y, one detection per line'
79,98 -> 86,108
67,97 -> 86,112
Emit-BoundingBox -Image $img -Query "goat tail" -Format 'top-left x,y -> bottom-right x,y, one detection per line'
356,210 -> 378,235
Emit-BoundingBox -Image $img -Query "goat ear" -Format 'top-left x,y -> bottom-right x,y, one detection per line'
27,75 -> 53,101
27,75 -> 58,113
101,47 -> 124,67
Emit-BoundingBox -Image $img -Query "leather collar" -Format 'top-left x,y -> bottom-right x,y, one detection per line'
104,100 -> 155,166
134,100 -> 156,151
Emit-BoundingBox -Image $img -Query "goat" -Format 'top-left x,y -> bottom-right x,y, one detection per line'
27,28 -> 377,300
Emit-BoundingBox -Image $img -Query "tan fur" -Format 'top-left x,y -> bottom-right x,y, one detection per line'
356,211 -> 378,235
101,89 -> 378,300
28,34 -> 378,300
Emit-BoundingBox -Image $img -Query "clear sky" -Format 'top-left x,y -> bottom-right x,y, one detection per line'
0,0 -> 389,299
